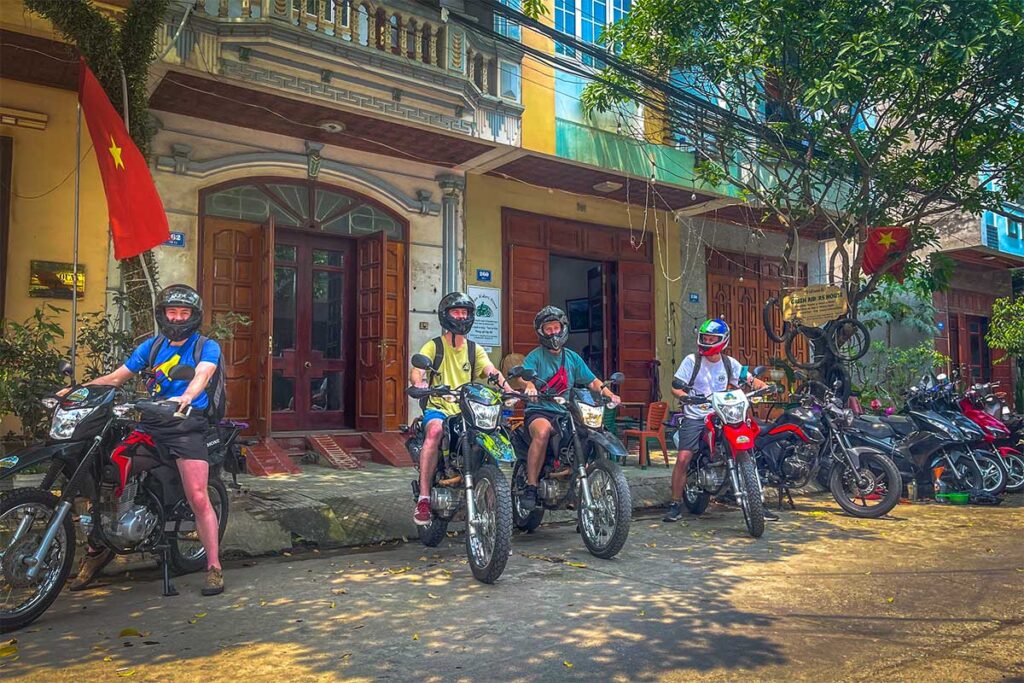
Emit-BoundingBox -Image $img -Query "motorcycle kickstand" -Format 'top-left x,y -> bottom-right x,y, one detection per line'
159,543 -> 179,597
785,489 -> 796,510
777,485 -> 785,511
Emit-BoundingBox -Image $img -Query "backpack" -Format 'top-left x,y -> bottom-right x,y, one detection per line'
430,336 -> 478,384
147,334 -> 225,425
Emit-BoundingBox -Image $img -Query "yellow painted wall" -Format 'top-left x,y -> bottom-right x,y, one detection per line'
519,3 -> 556,155
1,78 -> 109,330
465,172 -> 684,393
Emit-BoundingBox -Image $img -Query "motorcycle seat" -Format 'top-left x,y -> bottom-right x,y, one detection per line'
879,415 -> 915,436
852,416 -> 895,438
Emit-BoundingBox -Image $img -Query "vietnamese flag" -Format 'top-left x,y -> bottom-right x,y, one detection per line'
78,58 -> 169,260
862,226 -> 912,280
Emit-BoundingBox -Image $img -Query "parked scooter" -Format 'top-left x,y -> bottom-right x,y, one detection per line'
951,379 -> 1024,493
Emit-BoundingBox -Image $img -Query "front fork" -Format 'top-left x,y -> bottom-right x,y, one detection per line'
572,431 -> 596,511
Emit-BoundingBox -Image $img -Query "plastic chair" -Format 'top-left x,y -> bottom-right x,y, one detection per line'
622,401 -> 670,469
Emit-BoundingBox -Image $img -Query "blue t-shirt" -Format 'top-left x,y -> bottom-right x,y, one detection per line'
125,333 -> 221,409
523,347 -> 596,413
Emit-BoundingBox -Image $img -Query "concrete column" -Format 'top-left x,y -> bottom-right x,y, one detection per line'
436,173 -> 465,295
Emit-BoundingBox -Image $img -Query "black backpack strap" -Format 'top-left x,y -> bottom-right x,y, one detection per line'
192,334 -> 209,365
687,353 -> 702,389
468,340 -> 477,380
724,355 -> 734,388
147,335 -> 167,370
431,336 -> 444,385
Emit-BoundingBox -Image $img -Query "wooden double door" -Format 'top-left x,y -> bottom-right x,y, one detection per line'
202,217 -> 407,435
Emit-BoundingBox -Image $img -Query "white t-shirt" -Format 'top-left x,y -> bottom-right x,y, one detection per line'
673,354 -> 747,419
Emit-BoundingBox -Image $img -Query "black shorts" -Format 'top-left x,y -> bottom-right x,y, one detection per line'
673,417 -> 706,453
525,409 -> 564,431
138,413 -> 210,463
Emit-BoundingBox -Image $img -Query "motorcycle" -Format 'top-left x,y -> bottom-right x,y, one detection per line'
918,375 -> 1008,497
0,363 -> 236,633
757,380 -> 902,518
402,354 -> 514,584
670,378 -> 771,538
505,369 -> 632,559
850,387 -> 985,496
960,382 -> 1024,493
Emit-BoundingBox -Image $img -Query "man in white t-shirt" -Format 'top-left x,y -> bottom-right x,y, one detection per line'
664,318 -> 772,522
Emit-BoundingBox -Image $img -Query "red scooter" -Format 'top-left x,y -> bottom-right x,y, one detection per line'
960,383 -> 1024,493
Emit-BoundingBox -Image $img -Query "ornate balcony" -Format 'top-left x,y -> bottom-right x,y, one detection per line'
156,0 -> 523,148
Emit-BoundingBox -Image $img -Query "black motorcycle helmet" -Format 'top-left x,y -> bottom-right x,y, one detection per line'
155,284 -> 203,341
534,306 -> 569,350
437,291 -> 475,336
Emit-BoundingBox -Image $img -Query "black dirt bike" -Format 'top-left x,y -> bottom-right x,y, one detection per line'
402,353 -> 514,584
505,368 -> 632,559
1,363 -> 237,633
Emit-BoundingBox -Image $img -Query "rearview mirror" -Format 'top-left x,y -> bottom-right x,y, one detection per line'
168,365 -> 196,382
59,360 -> 73,377
411,353 -> 433,371
752,366 -> 767,378
608,372 -> 625,385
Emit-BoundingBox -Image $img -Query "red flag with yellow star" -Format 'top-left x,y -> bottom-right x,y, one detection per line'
78,58 -> 169,260
862,226 -> 911,281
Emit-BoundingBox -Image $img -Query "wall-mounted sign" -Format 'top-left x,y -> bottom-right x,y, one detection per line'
476,268 -> 492,283
467,285 -> 501,348
164,232 -> 185,248
782,285 -> 848,327
688,292 -> 700,303
29,260 -> 85,299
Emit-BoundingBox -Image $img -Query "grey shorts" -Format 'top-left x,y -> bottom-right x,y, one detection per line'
673,417 -> 706,453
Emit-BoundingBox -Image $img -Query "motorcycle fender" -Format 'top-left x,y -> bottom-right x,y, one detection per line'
843,446 -> 877,471
585,429 -> 628,461
998,446 -> 1022,458
474,431 -> 514,464
0,441 -> 85,480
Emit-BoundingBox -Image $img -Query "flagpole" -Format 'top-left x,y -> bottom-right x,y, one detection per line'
70,101 -> 82,383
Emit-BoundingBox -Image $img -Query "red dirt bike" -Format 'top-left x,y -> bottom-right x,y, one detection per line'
671,378 -> 772,538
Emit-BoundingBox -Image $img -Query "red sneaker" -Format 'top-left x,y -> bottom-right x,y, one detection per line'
414,498 -> 432,526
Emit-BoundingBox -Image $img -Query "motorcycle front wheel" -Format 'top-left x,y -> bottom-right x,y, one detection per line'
828,450 -> 901,518
736,455 -> 765,538
466,463 -> 512,584
578,458 -> 632,559
0,488 -> 76,633
1003,452 -> 1024,494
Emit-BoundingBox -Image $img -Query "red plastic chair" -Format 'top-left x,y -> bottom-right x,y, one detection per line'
622,402 -> 670,469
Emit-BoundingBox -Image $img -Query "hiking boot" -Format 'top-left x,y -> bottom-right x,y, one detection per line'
68,548 -> 114,592
201,567 -> 224,596
521,485 -> 538,511
763,508 -> 780,522
413,498 -> 432,526
662,502 -> 684,522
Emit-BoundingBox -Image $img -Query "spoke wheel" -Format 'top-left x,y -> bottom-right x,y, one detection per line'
466,464 -> 512,584
168,478 -> 229,575
578,458 -> 631,559
1,489 -> 76,633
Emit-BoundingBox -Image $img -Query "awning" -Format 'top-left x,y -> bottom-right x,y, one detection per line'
941,246 -> 1024,269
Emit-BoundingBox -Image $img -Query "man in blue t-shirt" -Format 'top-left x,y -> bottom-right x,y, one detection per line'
63,284 -> 226,597
520,306 -> 620,510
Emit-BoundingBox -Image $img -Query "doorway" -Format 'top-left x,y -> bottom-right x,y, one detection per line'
549,254 -> 610,377
270,231 -> 357,431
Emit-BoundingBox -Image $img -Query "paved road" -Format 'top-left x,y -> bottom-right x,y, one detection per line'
3,496 -> 1022,682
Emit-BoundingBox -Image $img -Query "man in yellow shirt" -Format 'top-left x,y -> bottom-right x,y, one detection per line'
410,292 -> 511,525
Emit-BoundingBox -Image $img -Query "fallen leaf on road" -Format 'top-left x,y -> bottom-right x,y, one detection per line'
283,552 -> 292,557
566,561 -> 587,569
332,589 -> 348,595
886,597 -> 895,603
563,661 -> 574,669
645,543 -> 657,549
188,620 -> 197,625
1015,568 -> 1024,573
193,613 -> 207,619
427,593 -> 440,600
116,669 -> 136,677
259,599 -> 268,607
0,644 -> 17,658
118,628 -> 143,638
388,566 -> 412,574
440,569 -> 453,577
103,656 -> 113,662
119,587 -> 133,592
412,633 -> 419,641
638,610 -> 646,616
806,511 -> 829,517
328,601 -> 336,609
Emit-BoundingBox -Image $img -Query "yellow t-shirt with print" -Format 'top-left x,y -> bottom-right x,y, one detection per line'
417,336 -> 491,416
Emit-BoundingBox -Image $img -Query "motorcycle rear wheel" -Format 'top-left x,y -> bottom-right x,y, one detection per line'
828,451 -> 901,518
578,458 -> 631,559
466,463 -> 512,584
511,460 -> 545,532
973,452 -> 1008,497
737,456 -> 765,538
168,477 -> 230,575
0,488 -> 76,633
683,460 -> 711,515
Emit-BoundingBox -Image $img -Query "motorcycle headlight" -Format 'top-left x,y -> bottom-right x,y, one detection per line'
718,403 -> 746,424
468,402 -> 500,431
576,401 -> 604,429
49,407 -> 93,440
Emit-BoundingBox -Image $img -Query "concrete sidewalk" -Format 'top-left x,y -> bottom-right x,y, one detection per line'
220,460 -> 675,556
